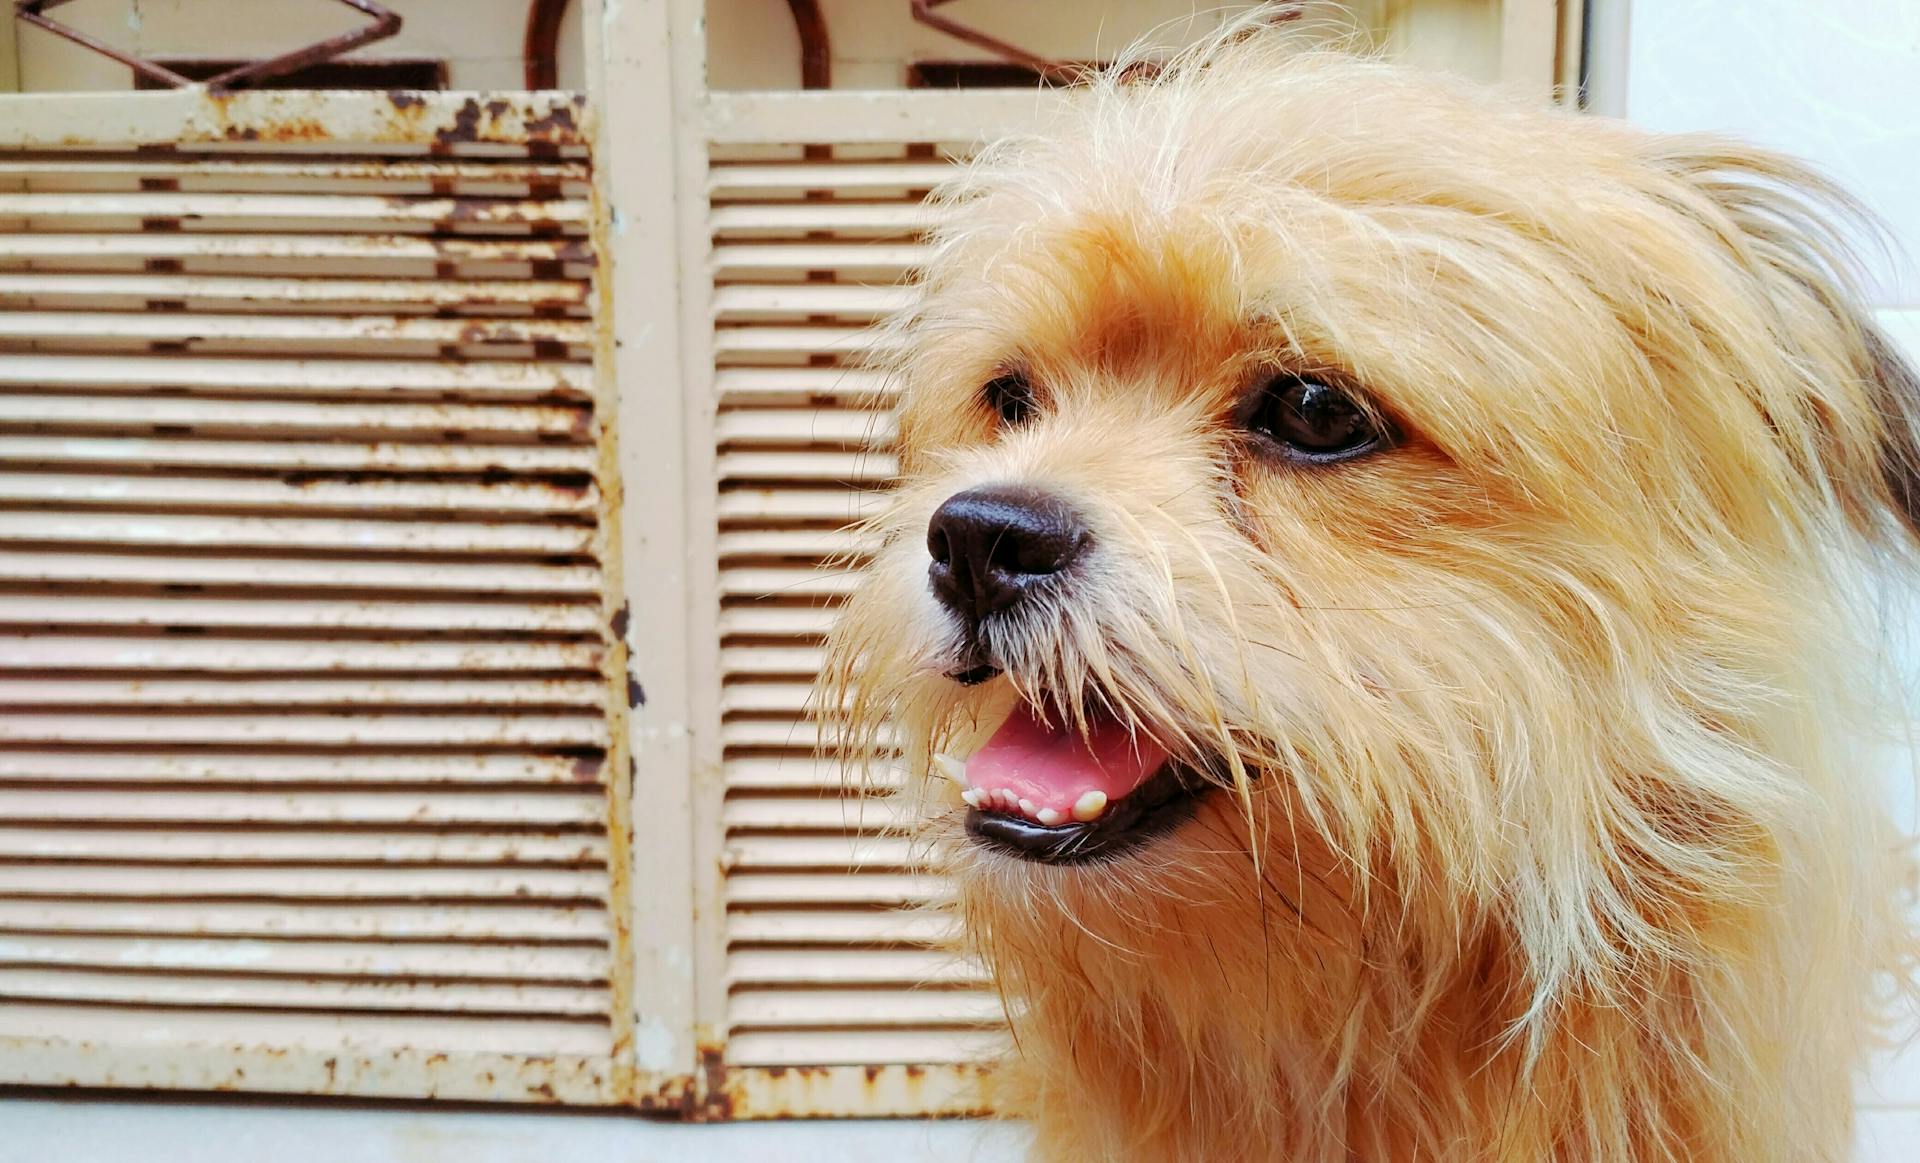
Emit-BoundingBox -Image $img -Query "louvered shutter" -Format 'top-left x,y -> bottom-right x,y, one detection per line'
0,91 -> 630,1104
690,92 -> 1077,1119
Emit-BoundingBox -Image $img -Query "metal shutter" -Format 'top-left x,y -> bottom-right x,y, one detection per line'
0,90 -> 629,1104
711,144 -> 1005,1071
684,91 -> 1080,1119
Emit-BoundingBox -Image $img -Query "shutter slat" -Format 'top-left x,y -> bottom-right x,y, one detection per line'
0,310 -> 592,347
713,325 -> 889,358
717,486 -> 886,523
0,595 -> 601,634
722,678 -> 831,712
714,367 -> 893,403
0,394 -> 588,440
716,449 -> 897,481
726,835 -> 917,869
0,638 -> 602,675
0,192 -> 590,226
726,908 -> 953,945
0,750 -> 605,784
709,203 -> 935,238
707,161 -> 954,197
0,788 -> 604,826
0,233 -> 589,263
0,353 -> 595,397
0,552 -> 601,595
714,408 -> 893,445
720,606 -> 841,639
0,676 -> 605,709
0,472 -> 597,516
0,969 -> 608,1016
726,873 -> 948,907
0,713 -> 609,748
0,934 -> 605,980
0,1003 -> 613,1060
0,158 -> 588,182
722,796 -> 899,830
711,284 -> 911,322
712,243 -> 927,281
0,828 -> 606,865
717,528 -> 874,559
727,989 -> 999,1027
0,511 -> 594,555
0,273 -> 590,309
725,755 -> 896,790
0,865 -> 604,901
730,944 -> 976,984
0,899 -> 608,942
725,1029 -> 1005,1068
0,434 -> 597,473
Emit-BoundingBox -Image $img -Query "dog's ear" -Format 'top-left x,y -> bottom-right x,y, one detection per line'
1647,139 -> 1920,544
1860,323 -> 1920,540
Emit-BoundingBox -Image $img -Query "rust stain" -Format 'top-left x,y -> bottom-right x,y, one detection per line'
609,601 -> 631,640
527,102 -> 581,138
626,673 -> 646,709
434,98 -> 486,146
387,90 -> 428,111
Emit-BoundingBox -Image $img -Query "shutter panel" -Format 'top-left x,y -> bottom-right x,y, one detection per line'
705,120 -> 1023,1117
0,92 -> 628,1104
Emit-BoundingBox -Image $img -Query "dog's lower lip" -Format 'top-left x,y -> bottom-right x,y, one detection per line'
964,762 -> 1205,864
947,663 -> 1001,685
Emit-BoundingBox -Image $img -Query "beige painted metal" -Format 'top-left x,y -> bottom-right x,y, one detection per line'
0,89 -> 585,149
0,85 -> 627,1108
580,0 -> 705,1113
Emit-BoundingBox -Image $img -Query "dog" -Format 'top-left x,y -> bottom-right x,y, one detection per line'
821,17 -> 1920,1161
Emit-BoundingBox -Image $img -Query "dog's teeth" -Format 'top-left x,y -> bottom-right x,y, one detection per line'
930,753 -> 968,787
1035,807 -> 1063,826
961,788 -> 984,808
1018,797 -> 1037,819
1071,790 -> 1109,823
997,789 -> 1017,810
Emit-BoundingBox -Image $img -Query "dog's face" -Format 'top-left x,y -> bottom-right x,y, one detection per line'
824,43 -> 1916,1024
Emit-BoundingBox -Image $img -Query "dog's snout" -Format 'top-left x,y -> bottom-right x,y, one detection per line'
927,485 -> 1090,621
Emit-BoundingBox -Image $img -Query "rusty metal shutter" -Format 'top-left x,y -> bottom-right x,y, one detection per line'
693,99 -> 1070,1117
0,91 -> 629,1104
710,149 -> 1002,1072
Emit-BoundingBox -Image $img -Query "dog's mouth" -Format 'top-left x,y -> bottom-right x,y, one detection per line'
935,700 -> 1208,865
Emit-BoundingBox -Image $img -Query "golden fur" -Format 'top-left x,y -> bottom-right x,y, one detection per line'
822,17 -> 1920,1162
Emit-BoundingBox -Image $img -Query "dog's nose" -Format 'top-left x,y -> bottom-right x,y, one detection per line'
926,485 -> 1090,621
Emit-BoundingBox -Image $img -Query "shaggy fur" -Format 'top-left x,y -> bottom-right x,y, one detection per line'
821,17 -> 1920,1162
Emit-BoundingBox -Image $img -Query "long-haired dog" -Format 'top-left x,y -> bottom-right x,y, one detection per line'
821,17 -> 1920,1162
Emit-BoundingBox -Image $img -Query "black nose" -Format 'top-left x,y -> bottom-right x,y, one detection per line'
926,485 -> 1090,622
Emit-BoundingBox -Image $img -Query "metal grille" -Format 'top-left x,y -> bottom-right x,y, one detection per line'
0,92 -> 624,1104
710,145 -> 1009,1073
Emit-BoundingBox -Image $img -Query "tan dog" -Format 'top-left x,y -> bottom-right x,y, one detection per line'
822,19 -> 1919,1162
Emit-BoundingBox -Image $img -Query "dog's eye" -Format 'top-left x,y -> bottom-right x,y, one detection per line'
1246,375 -> 1383,461
983,371 -> 1035,428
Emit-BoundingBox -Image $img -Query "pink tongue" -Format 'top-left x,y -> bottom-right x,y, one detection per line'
965,704 -> 1169,810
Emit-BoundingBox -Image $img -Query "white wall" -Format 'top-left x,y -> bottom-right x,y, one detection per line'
1622,0 -> 1920,308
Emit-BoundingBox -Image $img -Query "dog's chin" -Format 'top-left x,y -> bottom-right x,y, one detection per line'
963,760 -> 1211,865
